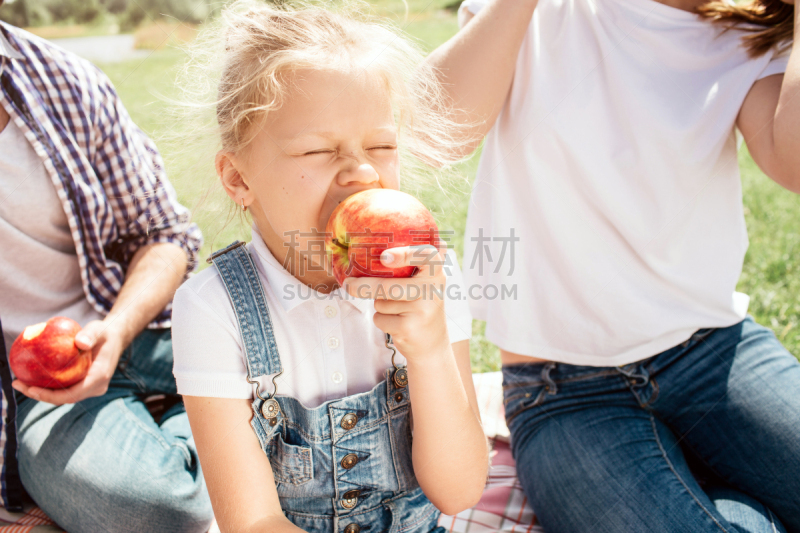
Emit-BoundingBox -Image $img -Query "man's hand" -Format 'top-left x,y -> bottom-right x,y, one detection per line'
9,243 -> 188,406
11,319 -> 127,405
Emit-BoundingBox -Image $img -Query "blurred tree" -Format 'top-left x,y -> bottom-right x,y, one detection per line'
0,0 -> 215,28
103,0 -> 129,15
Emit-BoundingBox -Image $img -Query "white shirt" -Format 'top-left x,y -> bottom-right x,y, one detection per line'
172,226 -> 472,407
460,0 -> 790,366
0,115 -> 102,355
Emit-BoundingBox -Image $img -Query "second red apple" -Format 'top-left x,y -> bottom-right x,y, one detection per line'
9,316 -> 92,389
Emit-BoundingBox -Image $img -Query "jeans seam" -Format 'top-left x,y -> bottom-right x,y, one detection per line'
114,399 -> 192,464
766,507 -> 779,533
648,414 -> 731,533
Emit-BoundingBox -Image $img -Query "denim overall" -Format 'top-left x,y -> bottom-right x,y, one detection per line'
210,242 -> 442,533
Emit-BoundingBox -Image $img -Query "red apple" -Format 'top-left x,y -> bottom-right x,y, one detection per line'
9,317 -> 92,389
325,189 -> 440,286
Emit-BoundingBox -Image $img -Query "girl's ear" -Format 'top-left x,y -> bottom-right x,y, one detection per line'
216,151 -> 253,209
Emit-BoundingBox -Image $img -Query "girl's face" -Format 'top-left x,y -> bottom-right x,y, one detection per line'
218,68 -> 399,290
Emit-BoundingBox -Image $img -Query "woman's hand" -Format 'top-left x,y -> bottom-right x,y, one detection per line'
342,244 -> 450,362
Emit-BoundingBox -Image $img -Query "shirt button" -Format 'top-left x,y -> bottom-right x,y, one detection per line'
331,371 -> 344,384
344,524 -> 360,533
327,337 -> 340,349
324,306 -> 337,318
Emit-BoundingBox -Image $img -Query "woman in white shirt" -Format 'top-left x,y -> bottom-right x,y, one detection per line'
428,0 -> 800,531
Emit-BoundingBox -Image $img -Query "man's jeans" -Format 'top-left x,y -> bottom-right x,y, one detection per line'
503,317 -> 800,533
15,329 -> 213,533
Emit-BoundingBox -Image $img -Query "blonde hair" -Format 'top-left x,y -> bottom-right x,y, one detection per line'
175,0 -> 473,186
697,0 -> 794,58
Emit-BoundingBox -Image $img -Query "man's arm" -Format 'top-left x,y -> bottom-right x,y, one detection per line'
92,67 -> 202,303
12,242 -> 187,405
738,0 -> 800,193
424,0 -> 539,157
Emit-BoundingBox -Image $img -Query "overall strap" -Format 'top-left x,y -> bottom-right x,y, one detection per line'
208,241 -> 283,378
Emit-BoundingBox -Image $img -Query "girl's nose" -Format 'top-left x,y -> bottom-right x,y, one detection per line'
338,160 -> 380,186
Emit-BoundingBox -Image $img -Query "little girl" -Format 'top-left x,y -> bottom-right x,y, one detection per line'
170,2 -> 488,532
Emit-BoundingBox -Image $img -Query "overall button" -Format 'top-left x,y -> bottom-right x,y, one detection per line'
340,413 -> 358,430
341,454 -> 358,469
325,306 -> 338,318
341,490 -> 359,509
261,398 -> 280,419
344,524 -> 360,533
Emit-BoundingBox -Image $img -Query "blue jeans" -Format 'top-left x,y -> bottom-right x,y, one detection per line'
503,317 -> 800,533
15,329 -> 213,533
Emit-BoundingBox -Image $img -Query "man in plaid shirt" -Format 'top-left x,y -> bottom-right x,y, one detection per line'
0,14 -> 212,533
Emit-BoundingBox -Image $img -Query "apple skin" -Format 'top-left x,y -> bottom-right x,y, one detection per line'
9,317 -> 92,389
325,189 -> 440,286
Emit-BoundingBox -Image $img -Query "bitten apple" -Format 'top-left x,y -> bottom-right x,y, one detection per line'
9,317 -> 92,389
325,189 -> 440,286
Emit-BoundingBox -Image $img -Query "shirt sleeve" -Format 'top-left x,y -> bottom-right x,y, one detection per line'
443,249 -> 473,344
458,0 -> 491,27
90,71 -> 203,278
171,272 -> 254,399
758,51 -> 790,80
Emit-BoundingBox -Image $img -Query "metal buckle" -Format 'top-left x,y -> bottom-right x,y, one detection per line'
385,333 -> 408,389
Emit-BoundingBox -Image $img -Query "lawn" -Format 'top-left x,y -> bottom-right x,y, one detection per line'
97,3 -> 800,371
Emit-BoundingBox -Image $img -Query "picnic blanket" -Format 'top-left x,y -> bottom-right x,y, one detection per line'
0,372 -> 541,533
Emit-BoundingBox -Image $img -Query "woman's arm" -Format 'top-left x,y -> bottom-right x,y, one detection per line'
738,1 -> 800,193
183,396 -> 307,533
344,246 -> 488,515
424,0 -> 539,156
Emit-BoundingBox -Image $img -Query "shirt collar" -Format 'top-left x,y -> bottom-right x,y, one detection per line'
0,28 -> 24,61
249,225 -> 372,315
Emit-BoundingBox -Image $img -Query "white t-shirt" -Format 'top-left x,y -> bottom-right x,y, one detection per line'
172,226 -> 472,408
460,0 -> 790,366
0,115 -> 102,355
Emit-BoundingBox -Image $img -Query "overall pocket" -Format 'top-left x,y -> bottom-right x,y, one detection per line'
267,433 -> 313,486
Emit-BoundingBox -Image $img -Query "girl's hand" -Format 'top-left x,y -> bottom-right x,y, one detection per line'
342,244 -> 450,363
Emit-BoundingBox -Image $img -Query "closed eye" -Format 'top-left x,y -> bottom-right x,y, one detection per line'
368,146 -> 397,151
303,149 -> 335,156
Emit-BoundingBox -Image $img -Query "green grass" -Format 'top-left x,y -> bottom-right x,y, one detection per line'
99,4 -> 800,372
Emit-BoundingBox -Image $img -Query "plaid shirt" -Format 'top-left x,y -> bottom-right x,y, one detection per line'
0,23 -> 202,510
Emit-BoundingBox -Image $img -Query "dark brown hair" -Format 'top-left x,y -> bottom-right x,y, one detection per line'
697,0 -> 794,57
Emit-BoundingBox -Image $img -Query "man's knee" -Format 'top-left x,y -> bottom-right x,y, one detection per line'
132,476 -> 214,533
22,464 -> 212,533
16,399 -> 212,533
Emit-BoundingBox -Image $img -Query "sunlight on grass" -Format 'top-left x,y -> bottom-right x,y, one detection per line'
133,21 -> 199,50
